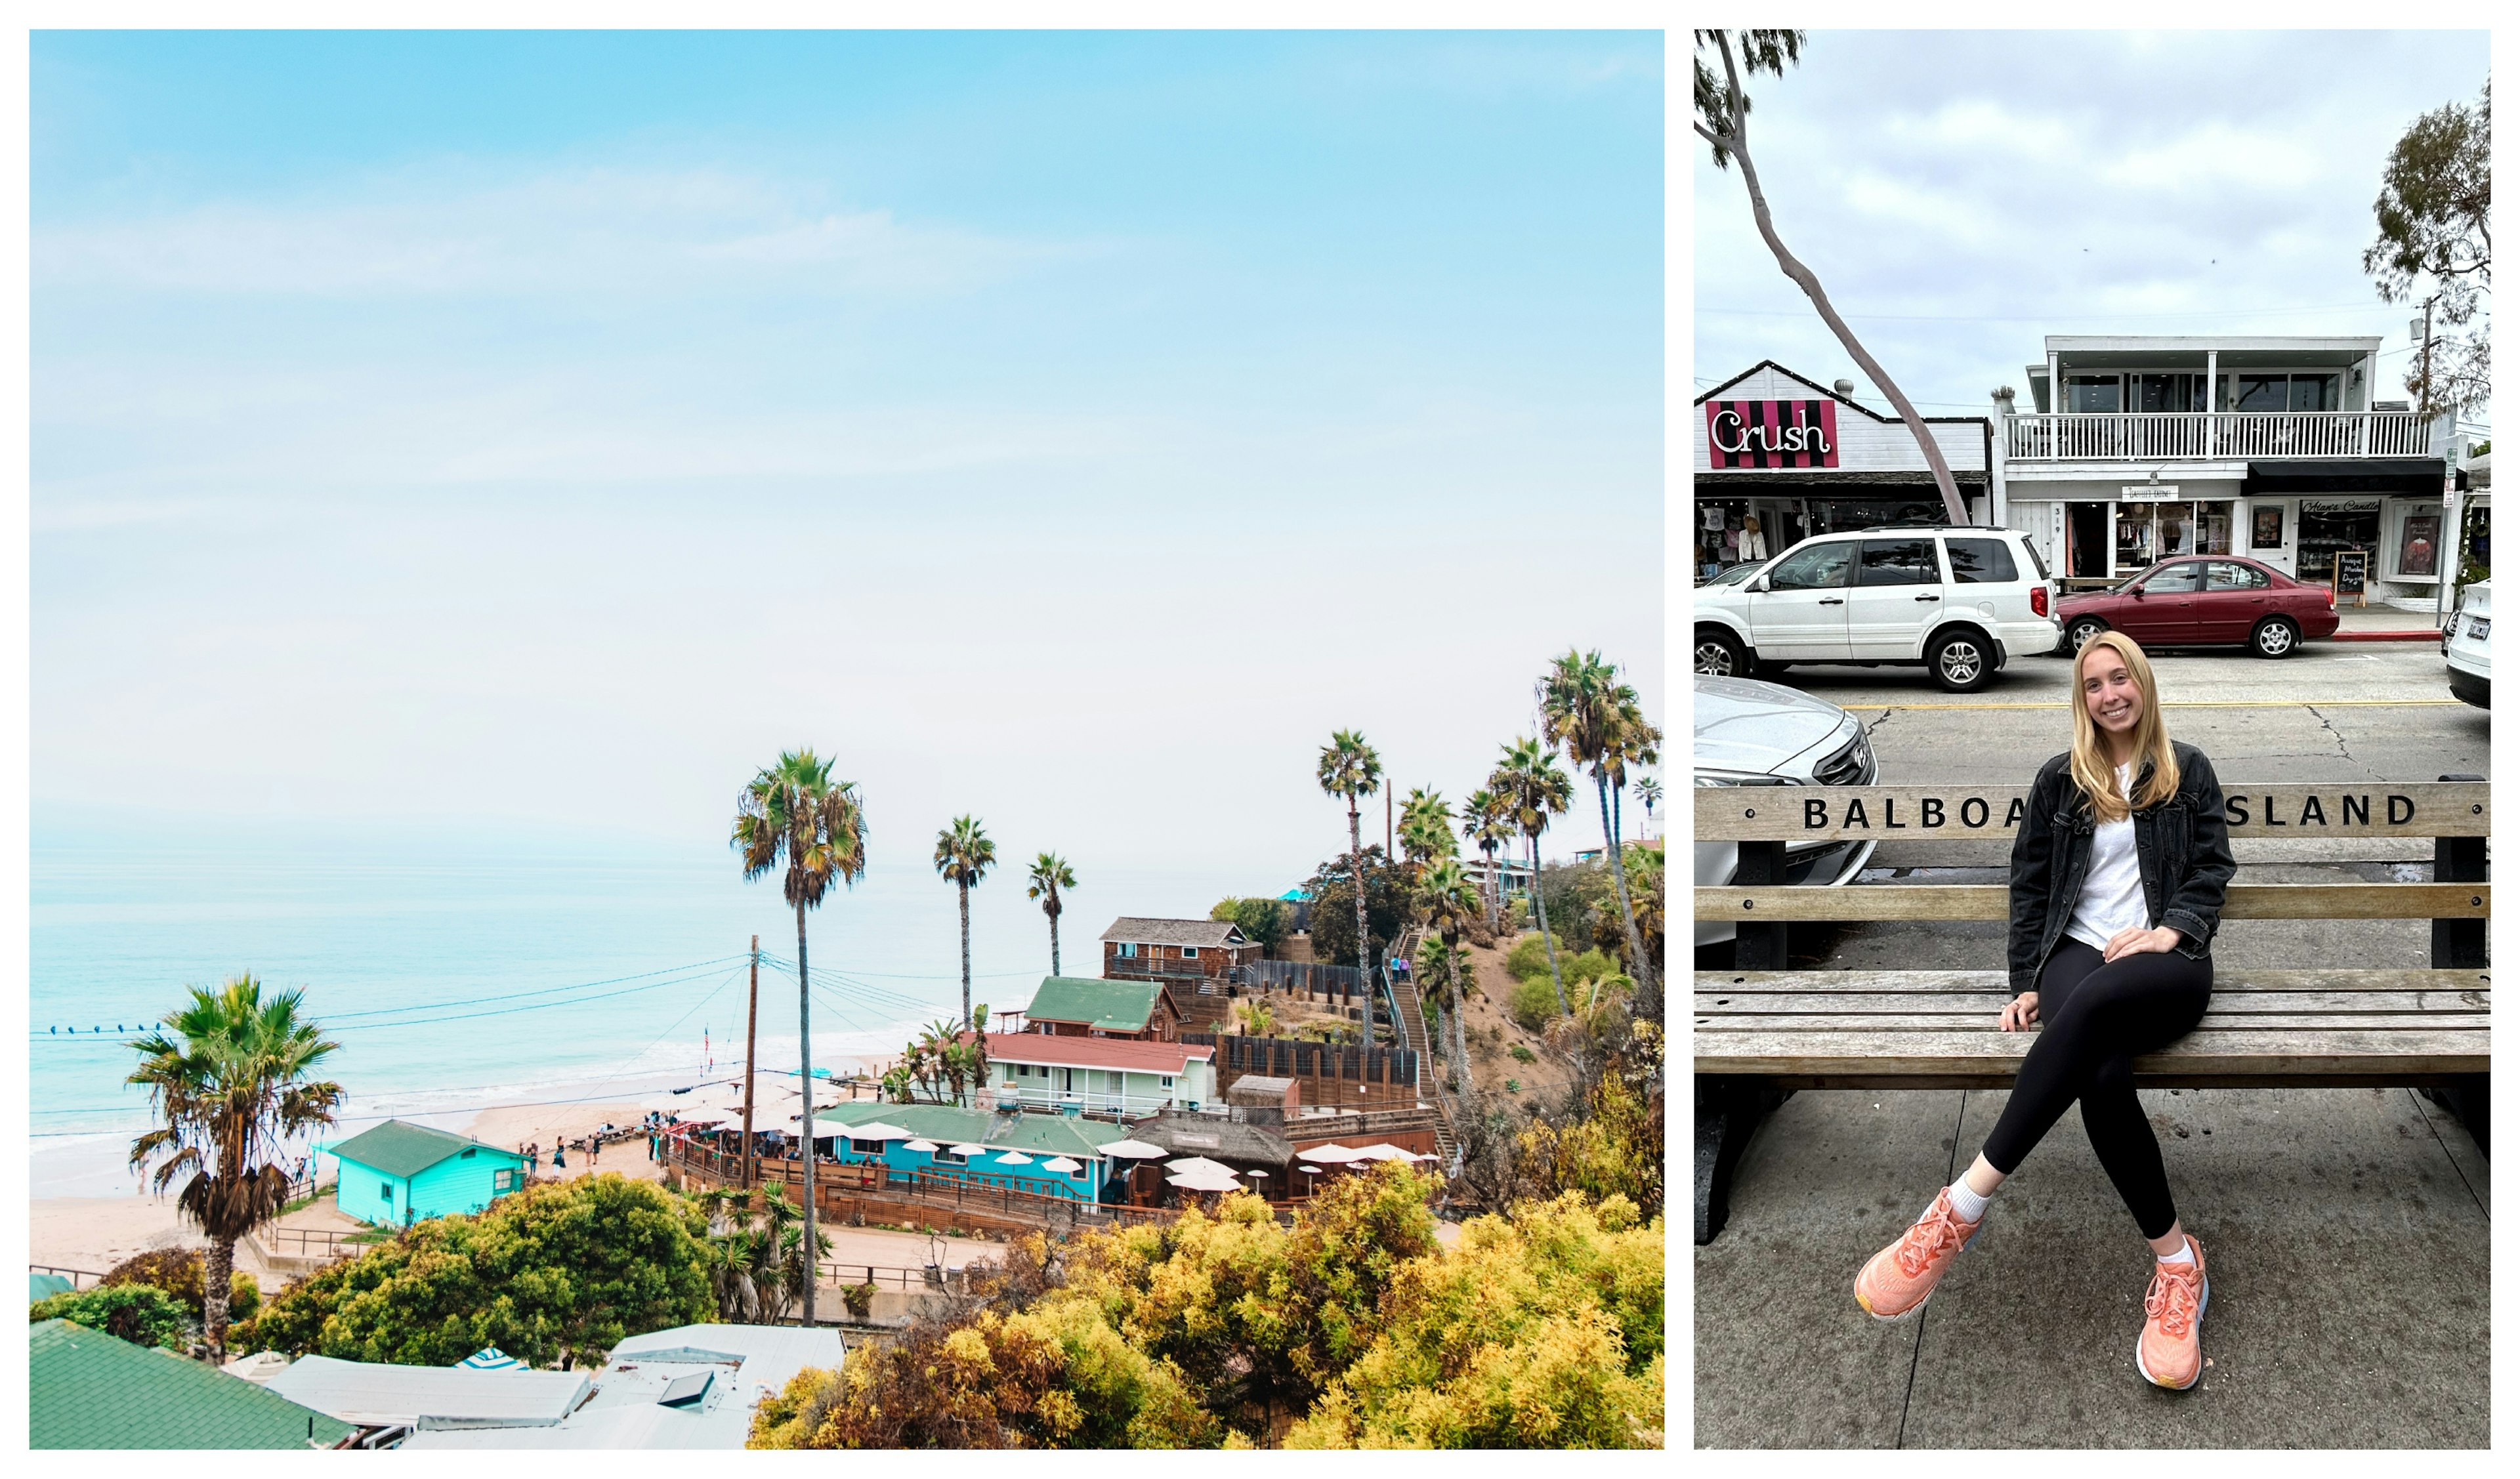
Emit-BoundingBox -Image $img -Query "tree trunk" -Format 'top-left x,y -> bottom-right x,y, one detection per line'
1530,833 -> 1568,1014
1445,926 -> 1473,1095
795,897 -> 817,1329
1349,801 -> 1374,1046
1482,844 -> 1500,931
1049,894 -> 1062,976
959,878 -> 973,1033
1599,774 -> 1658,1010
203,1234 -> 236,1358
1702,39 -> 1967,525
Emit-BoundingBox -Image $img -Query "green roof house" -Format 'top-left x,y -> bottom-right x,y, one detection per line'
31,1319 -> 356,1449
322,1119 -> 529,1228
1020,975 -> 1183,1041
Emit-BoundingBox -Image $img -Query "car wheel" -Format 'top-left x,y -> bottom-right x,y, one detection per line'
1695,629 -> 1751,678
2064,615 -> 2109,653
1929,631 -> 1992,692
2250,616 -> 2299,659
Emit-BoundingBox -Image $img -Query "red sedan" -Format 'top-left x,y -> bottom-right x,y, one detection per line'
2057,555 -> 2339,659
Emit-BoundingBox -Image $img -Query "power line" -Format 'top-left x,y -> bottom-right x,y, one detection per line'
1696,300 -> 2393,323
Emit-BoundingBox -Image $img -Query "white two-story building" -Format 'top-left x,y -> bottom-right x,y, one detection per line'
1996,335 -> 2460,606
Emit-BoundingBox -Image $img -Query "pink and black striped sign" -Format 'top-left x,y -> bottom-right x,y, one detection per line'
1704,398 -> 1839,469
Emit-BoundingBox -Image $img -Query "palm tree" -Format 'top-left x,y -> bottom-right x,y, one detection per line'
1490,736 -> 1574,1016
1540,649 -> 1662,1003
1415,858 -> 1482,1097
1026,852 -> 1077,977
1633,776 -> 1663,838
733,749 -> 868,1329
933,817 -> 997,1031
1398,787 -> 1456,878
126,974 -> 344,1357
1461,787 -> 1513,932
1316,730 -> 1385,1047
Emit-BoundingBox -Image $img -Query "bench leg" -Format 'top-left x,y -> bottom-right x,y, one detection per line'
2422,1075 -> 2490,1159
1696,1075 -> 1790,1245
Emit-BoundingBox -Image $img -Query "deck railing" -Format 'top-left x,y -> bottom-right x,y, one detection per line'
2006,411 -> 2434,461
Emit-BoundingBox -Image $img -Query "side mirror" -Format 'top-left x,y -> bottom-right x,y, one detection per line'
1749,576 -> 1769,593
2131,585 -> 2147,597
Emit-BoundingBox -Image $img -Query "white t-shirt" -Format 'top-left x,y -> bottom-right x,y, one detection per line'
2066,761 -> 2150,953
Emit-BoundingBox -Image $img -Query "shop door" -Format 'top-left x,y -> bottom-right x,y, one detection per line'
1746,541 -> 1855,659
1845,537 -> 1944,658
2126,560 -> 2204,644
2067,503 -> 2110,579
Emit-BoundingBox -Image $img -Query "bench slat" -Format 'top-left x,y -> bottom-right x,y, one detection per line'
1694,1028 -> 2490,1079
1692,969 -> 2487,993
1694,992 -> 2489,1016
1696,781 -> 2490,841
1695,882 -> 2489,923
1698,1013 -> 2479,1033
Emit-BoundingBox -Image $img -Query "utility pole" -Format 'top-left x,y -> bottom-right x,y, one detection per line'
2414,296 -> 2460,634
741,936 -> 759,1191
1385,781 -> 1393,860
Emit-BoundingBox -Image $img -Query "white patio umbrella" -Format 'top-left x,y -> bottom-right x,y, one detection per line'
1165,1156 -> 1235,1178
1347,1144 -> 1411,1162
1243,1168 -> 1269,1179
838,1121 -> 915,1141
948,1143 -> 992,1158
1166,1171 -> 1244,1194
1100,1139 -> 1168,1159
1297,1144 -> 1362,1163
1038,1156 -> 1083,1173
902,1140 -> 940,1153
993,1150 -> 1035,1166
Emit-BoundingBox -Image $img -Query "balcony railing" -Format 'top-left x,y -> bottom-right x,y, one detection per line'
2006,411 -> 2433,461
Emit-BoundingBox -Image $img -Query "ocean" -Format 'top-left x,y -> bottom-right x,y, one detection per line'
29,825 -> 1259,1198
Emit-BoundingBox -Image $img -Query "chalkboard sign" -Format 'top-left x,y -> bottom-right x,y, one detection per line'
2334,549 -> 2368,605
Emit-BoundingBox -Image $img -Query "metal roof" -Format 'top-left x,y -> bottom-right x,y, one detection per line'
1021,975 -> 1166,1031
816,1099 -> 1131,1159
322,1119 -> 522,1180
30,1319 -> 357,1450
984,1031 -> 1213,1075
400,1325 -> 844,1451
262,1354 -> 590,1429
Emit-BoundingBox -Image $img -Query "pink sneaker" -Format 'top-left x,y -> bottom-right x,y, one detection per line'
1854,1188 -> 1983,1322
2136,1235 -> 2209,1390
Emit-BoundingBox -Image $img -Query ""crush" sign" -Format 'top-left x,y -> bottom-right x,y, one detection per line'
1705,399 -> 1839,469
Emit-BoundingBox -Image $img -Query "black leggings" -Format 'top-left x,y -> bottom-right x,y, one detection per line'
1979,938 -> 2212,1238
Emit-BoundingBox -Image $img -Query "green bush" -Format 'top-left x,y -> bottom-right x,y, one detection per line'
1502,932 -> 1564,981
31,1285 -> 192,1350
1509,1045 -> 1537,1064
99,1249 -> 259,1323
1509,974 -> 1563,1031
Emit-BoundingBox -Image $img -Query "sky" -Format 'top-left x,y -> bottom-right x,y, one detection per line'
30,31 -> 1665,883
1693,30 -> 2492,425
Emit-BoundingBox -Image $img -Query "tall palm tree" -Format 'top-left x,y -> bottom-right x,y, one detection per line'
934,817 -> 997,1031
1415,858 -> 1482,1097
1398,787 -> 1456,879
1491,736 -> 1573,1016
1461,787 -> 1513,932
734,749 -> 867,1329
127,974 -> 344,1357
1633,776 -> 1663,838
1026,852 -> 1077,977
1540,649 -> 1662,1001
1316,730 -> 1385,1047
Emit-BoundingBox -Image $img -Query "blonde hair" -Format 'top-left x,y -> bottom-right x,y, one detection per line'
2068,631 -> 2180,823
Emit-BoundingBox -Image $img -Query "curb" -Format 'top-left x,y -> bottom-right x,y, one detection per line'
2332,630 -> 2445,642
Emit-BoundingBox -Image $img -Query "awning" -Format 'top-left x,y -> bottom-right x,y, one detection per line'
2244,458 -> 2450,496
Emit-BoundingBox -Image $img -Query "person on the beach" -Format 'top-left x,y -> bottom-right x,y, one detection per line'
589,1136 -> 600,1167
1851,631 -> 2234,1392
552,1142 -> 566,1171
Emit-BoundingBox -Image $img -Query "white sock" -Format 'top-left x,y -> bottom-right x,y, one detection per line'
1941,1179 -> 1991,1223
2156,1243 -> 2194,1266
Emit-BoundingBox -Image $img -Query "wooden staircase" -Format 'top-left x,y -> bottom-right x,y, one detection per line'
1383,932 -> 1458,1171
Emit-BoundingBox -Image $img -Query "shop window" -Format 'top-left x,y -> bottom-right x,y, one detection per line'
1856,539 -> 1939,585
2296,499 -> 2380,582
2397,510 -> 2443,578
1944,538 -> 2018,584
2115,505 -> 2156,568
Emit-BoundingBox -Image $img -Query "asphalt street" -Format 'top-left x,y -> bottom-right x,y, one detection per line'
1693,637 -> 2493,1448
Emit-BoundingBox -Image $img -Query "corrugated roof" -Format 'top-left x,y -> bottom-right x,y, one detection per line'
323,1119 -> 520,1180
984,1032 -> 1212,1075
1099,917 -> 1249,948
816,1100 -> 1129,1159
262,1354 -> 591,1428
400,1325 -> 845,1451
1022,976 -> 1163,1032
30,1320 -> 357,1451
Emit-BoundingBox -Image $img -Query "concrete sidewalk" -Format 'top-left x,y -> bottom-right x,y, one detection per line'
1692,1083 -> 2488,1448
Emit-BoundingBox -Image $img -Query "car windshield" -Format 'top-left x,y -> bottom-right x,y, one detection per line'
1704,561 -> 1764,587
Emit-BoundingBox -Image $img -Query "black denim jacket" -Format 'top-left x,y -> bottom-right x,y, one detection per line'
2006,741 -> 2236,993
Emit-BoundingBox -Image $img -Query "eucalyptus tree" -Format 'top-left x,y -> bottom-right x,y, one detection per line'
127,974 -> 343,1356
1317,730 -> 1386,1045
733,748 -> 867,1328
934,816 -> 998,1031
1491,736 -> 1574,1017
1026,852 -> 1078,977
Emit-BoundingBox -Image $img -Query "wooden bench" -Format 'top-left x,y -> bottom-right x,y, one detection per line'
1693,778 -> 2490,1243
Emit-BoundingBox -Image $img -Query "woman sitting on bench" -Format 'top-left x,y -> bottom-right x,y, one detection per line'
1853,630 -> 2236,1391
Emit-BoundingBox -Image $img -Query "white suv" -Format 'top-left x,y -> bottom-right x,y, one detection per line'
2445,578 -> 2489,709
1692,526 -> 2060,694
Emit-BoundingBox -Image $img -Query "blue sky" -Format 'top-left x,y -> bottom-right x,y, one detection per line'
1694,31 -> 2491,423
32,31 -> 1664,882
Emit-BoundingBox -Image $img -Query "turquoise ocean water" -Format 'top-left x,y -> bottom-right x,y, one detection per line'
30,825 -> 1252,1197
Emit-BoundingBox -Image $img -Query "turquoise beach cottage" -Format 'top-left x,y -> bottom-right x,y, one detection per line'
322,1120 -> 530,1228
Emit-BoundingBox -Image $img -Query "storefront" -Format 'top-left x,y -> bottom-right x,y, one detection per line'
1694,361 -> 1991,579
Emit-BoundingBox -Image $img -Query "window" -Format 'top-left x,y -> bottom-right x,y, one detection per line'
849,1137 -> 888,1156
2143,563 -> 2204,593
1160,1076 -> 1175,1091
1944,537 -> 2018,584
2288,374 -> 2340,412
1765,543 -> 1854,591
1117,942 -> 1139,958
1855,539 -> 1939,586
933,1146 -> 967,1166
1181,946 -> 1198,959
2233,375 -> 2290,411
381,1180 -> 394,1203
461,1148 -> 476,1159
2136,373 -> 2207,412
2205,561 -> 2271,591
2066,374 -> 2123,412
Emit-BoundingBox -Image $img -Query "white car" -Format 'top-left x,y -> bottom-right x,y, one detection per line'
2446,578 -> 2489,709
1694,675 -> 1880,948
1692,526 -> 2062,693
